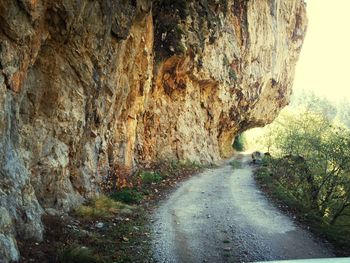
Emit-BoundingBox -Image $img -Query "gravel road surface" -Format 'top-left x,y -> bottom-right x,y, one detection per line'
152,155 -> 333,263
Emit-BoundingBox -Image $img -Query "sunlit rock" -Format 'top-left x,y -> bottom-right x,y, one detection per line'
0,0 -> 307,261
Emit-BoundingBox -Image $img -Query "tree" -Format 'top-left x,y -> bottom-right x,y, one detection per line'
290,90 -> 337,121
261,109 -> 350,223
336,98 -> 350,128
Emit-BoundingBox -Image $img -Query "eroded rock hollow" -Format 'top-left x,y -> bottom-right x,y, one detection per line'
0,0 -> 307,261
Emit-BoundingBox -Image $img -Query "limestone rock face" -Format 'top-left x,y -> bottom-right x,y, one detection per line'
0,0 -> 307,261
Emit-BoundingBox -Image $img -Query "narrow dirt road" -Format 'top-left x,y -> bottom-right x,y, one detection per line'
152,155 -> 333,263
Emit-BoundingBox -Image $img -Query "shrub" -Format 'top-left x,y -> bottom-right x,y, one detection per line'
110,188 -> 143,204
139,171 -> 163,184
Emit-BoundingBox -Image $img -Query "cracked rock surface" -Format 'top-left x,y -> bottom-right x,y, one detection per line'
0,0 -> 307,261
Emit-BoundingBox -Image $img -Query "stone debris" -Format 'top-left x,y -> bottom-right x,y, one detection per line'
95,222 -> 104,229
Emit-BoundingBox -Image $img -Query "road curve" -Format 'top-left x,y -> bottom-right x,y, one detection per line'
151,155 -> 333,263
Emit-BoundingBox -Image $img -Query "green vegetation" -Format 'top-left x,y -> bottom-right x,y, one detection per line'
109,188 -> 144,204
256,156 -> 350,252
230,159 -> 241,169
59,246 -> 101,263
69,160 -> 208,262
139,171 -> 163,184
232,134 -> 246,151
110,160 -> 208,204
69,208 -> 151,263
250,93 -> 350,253
26,159 -> 206,263
75,196 -> 133,219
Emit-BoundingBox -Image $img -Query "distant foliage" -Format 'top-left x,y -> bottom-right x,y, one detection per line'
232,134 -> 246,152
291,90 -> 350,128
255,109 -> 350,251
246,91 -> 350,252
290,90 -> 337,120
266,110 -> 350,222
336,98 -> 350,128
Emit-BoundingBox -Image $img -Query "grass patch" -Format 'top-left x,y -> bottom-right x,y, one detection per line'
72,204 -> 151,262
319,224 -> 350,248
256,165 -> 302,211
230,160 -> 241,169
19,158 -> 205,263
271,183 -> 301,210
255,157 -> 350,255
110,188 -> 144,204
75,195 -> 133,219
58,246 -> 101,263
61,209 -> 151,263
255,166 -> 273,184
139,171 -> 163,184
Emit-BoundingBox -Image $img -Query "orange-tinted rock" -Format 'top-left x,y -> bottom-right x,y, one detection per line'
0,0 -> 307,261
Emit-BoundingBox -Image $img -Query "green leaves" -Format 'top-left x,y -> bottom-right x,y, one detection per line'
259,108 -> 350,228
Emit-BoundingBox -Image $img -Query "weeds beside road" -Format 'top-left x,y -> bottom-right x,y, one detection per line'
18,161 -> 208,263
255,157 -> 350,257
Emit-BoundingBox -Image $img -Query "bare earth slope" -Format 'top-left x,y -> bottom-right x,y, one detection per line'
152,155 -> 333,262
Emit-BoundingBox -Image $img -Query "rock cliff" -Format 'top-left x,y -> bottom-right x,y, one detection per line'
0,0 -> 307,261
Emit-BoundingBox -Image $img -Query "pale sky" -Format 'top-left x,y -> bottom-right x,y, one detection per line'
293,0 -> 350,101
